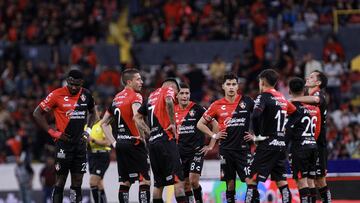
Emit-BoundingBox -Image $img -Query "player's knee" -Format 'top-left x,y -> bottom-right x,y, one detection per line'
89,175 -> 100,187
226,180 -> 235,191
190,179 -> 199,189
120,181 -> 131,187
140,179 -> 151,186
296,178 -> 308,189
55,175 -> 67,188
184,180 -> 192,192
71,174 -> 84,187
315,177 -> 326,188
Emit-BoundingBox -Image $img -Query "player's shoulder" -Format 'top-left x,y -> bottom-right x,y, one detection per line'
241,95 -> 254,103
192,102 -> 205,111
81,88 -> 93,96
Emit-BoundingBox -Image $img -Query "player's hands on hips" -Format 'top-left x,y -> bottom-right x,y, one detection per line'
200,145 -> 212,156
48,128 -> 69,141
165,123 -> 177,137
212,130 -> 227,140
244,131 -> 255,142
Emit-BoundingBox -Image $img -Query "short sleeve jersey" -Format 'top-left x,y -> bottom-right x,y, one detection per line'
253,89 -> 296,151
202,95 -> 254,151
309,88 -> 327,147
107,87 -> 143,145
39,86 -> 95,141
175,102 -> 206,155
289,102 -> 320,151
138,86 -> 176,143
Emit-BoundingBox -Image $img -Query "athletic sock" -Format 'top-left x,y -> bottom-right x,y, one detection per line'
245,185 -> 258,203
153,199 -> 164,203
100,189 -> 107,203
91,186 -> 99,203
309,187 -> 317,203
299,187 -> 310,203
319,186 -> 331,203
226,190 -> 235,203
193,186 -> 203,203
52,186 -> 64,203
70,186 -> 82,203
139,185 -> 150,203
185,190 -> 194,203
118,185 -> 129,203
279,185 -> 292,203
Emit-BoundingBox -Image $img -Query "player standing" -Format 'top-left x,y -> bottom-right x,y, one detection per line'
87,105 -> 111,203
287,77 -> 321,203
175,83 -> 217,203
33,68 -> 97,203
290,70 -> 331,203
100,69 -> 151,203
197,73 -> 254,203
245,69 -> 297,203
135,78 -> 188,203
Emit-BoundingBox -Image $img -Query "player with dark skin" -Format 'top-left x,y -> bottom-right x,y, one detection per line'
33,69 -> 97,203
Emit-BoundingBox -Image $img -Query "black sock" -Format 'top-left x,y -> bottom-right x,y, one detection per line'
100,189 -> 107,203
153,199 -> 164,203
70,186 -> 82,203
176,195 -> 189,203
245,185 -> 258,203
193,186 -> 203,203
185,190 -> 194,202
319,186 -> 331,203
52,186 -> 64,203
118,185 -> 130,203
309,188 -> 317,203
226,190 -> 235,203
299,187 -> 310,203
91,186 -> 100,203
139,185 -> 150,203
279,185 -> 292,203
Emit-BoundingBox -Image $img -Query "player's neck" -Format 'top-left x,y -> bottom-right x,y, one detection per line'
225,94 -> 238,103
180,102 -> 190,109
308,86 -> 320,95
262,86 -> 275,92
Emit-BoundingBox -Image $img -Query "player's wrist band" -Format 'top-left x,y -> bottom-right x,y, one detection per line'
85,127 -> 92,135
211,133 -> 217,139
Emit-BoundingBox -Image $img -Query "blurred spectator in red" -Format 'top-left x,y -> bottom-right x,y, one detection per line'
251,0 -> 267,27
96,67 -> 121,97
323,35 -> 345,62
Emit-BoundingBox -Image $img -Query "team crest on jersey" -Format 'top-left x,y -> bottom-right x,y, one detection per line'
189,109 -> 195,117
80,94 -> 86,101
239,101 -> 246,109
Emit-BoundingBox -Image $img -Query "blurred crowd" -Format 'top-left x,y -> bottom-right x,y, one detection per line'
0,0 -> 359,165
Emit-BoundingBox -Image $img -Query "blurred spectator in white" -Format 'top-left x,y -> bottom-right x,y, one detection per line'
303,52 -> 323,78
324,53 -> 344,109
15,154 -> 34,203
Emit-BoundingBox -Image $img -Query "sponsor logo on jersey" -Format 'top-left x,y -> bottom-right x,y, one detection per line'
189,109 -> 195,117
269,139 -> 286,146
239,101 -> 246,109
65,110 -> 86,119
80,94 -> 86,102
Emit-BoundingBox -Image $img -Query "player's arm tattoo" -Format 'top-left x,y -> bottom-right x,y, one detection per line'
132,103 -> 147,138
134,112 -> 150,136
165,96 -> 175,124
100,111 -> 116,145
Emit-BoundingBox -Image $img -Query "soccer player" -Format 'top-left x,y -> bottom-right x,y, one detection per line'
245,69 -> 297,203
135,78 -> 188,203
33,68 -> 97,203
287,77 -> 321,203
197,73 -> 254,203
175,83 -> 217,203
100,69 -> 151,203
87,105 -> 111,203
290,70 -> 331,203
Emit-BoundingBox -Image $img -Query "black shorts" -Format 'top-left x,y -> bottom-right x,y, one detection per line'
249,149 -> 287,182
88,151 -> 110,178
116,141 -> 150,183
55,140 -> 87,175
149,139 -> 184,187
315,146 -> 328,177
180,148 -> 204,178
290,149 -> 317,180
220,149 -> 252,182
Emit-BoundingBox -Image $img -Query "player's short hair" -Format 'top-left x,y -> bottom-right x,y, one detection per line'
258,69 -> 279,87
312,70 -> 328,89
289,77 -> 305,94
222,73 -> 238,84
122,68 -> 140,85
67,68 -> 83,79
179,82 -> 190,89
162,78 -> 179,91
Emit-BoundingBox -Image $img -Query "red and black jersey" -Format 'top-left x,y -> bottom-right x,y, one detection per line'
107,87 -> 143,145
309,88 -> 327,147
40,86 -> 95,142
138,86 -> 176,143
175,102 -> 206,156
202,95 -> 254,151
252,89 -> 296,151
288,102 -> 320,151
